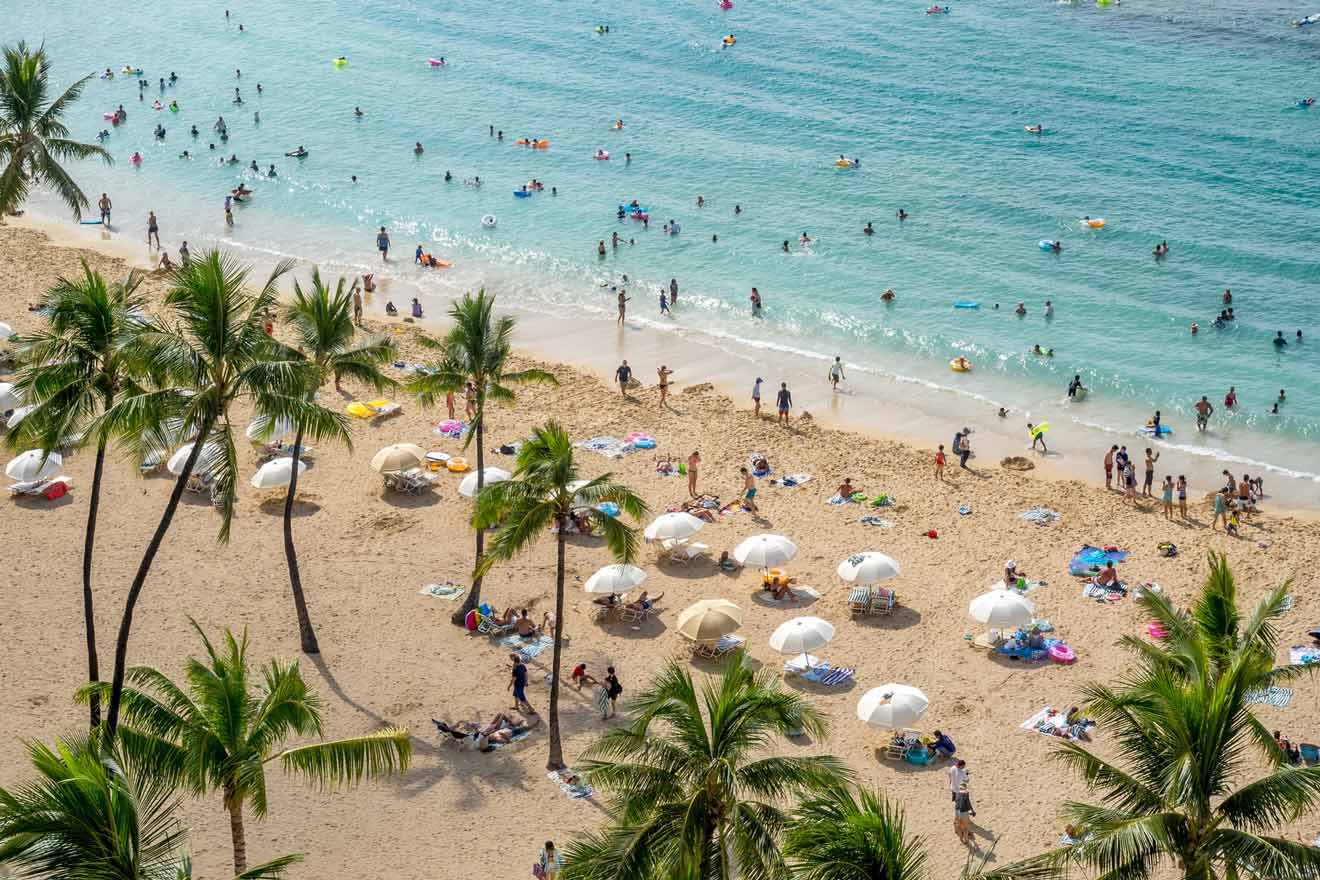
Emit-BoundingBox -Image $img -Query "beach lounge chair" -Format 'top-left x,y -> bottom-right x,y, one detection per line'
184,472 -> 214,495
868,588 -> 896,615
476,614 -> 514,636
848,587 -> 871,618
693,634 -> 743,660
367,399 -> 401,418
884,729 -> 922,760
661,539 -> 710,564
384,467 -> 435,495
618,601 -> 658,624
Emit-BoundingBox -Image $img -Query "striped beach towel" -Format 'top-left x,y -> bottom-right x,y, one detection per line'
1244,686 -> 1293,708
497,634 -> 555,661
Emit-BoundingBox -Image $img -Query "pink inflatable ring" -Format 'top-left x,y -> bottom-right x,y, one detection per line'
1048,644 -> 1075,664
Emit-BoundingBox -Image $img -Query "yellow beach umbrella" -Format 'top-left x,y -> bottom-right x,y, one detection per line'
676,599 -> 743,642
370,443 -> 425,474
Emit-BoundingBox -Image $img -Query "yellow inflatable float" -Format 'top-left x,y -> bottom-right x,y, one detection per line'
834,159 -> 853,167
332,57 -> 348,66
446,456 -> 469,472
1084,217 -> 1106,228
949,357 -> 972,372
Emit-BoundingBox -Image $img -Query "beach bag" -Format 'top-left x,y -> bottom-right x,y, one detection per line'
532,864 -> 547,879
1158,542 -> 1177,557
42,481 -> 68,501
499,444 -> 516,455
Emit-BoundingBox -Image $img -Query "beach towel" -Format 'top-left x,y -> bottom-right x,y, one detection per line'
719,500 -> 747,516
1021,707 -> 1092,741
432,419 -> 467,439
1019,506 -> 1061,526
801,664 -> 855,686
754,586 -> 823,606
547,768 -> 594,800
594,686 -> 612,717
1289,646 -> 1320,665
770,473 -> 812,488
1069,544 -> 1127,576
958,504 -> 972,516
1281,594 -> 1294,612
826,494 -> 854,506
1244,686 -> 1293,708
578,436 -> 627,459
497,634 -> 555,661
418,582 -> 465,600
859,515 -> 894,527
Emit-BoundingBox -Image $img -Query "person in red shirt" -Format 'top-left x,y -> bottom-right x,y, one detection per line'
1224,386 -> 1236,408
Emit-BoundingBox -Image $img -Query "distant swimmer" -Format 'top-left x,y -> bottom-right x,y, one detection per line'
267,164 -> 277,177
722,34 -> 736,46
1024,124 -> 1043,134
613,119 -> 624,130
734,204 -> 742,215
782,240 -> 790,253
1044,299 -> 1054,317
1049,240 -> 1062,253
799,231 -> 811,246
1274,330 -> 1289,347
1152,240 -> 1169,257
285,146 -> 308,157
880,288 -> 895,301
414,142 -> 424,154
696,195 -> 705,207
896,208 -> 908,220
1015,302 -> 1027,316
863,222 -> 874,235
354,107 -> 364,117
1222,289 -> 1232,304
750,287 -> 762,311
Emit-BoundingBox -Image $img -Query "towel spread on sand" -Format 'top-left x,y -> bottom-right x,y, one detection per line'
1021,707 -> 1092,740
826,494 -> 855,506
770,473 -> 813,488
578,436 -> 627,459
1290,646 -> 1320,665
754,586 -> 823,605
497,634 -> 555,661
1019,506 -> 1061,525
1244,686 -> 1293,708
859,516 -> 894,528
432,420 -> 467,439
547,769 -> 594,800
418,582 -> 465,600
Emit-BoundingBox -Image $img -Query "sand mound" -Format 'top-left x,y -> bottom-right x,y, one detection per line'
1001,456 -> 1035,470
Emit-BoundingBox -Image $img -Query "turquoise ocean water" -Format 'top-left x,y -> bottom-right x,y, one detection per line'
22,0 -> 1320,492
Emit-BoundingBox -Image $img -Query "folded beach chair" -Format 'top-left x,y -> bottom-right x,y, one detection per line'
868,588 -> 896,615
848,587 -> 872,618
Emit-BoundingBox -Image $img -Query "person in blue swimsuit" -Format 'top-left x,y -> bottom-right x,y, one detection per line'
376,226 -> 390,261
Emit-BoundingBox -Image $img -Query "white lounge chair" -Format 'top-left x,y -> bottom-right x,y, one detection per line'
661,539 -> 710,564
8,475 -> 72,498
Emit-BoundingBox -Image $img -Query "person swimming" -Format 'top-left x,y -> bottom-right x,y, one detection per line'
414,142 -> 424,154
1025,124 -> 1043,133
354,106 -> 364,117
880,288 -> 895,301
896,208 -> 908,220
863,222 -> 874,235
286,146 -> 308,157
799,231 -> 811,246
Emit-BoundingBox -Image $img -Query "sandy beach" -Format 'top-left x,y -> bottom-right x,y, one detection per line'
3,222 -> 1319,878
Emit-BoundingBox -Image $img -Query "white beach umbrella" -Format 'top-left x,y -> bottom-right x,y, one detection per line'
643,511 -> 705,543
676,599 -> 743,641
0,321 -> 13,339
250,457 -> 306,490
245,415 -> 295,441
0,382 -> 22,410
857,684 -> 930,730
6,449 -> 63,482
733,533 -> 798,569
567,478 -> 592,495
167,441 -> 223,477
370,443 -> 426,474
458,466 -> 512,498
769,616 -> 836,662
837,551 -> 902,584
584,563 -> 647,595
7,404 -> 36,428
968,589 -> 1035,627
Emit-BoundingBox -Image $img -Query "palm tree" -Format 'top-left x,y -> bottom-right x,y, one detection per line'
561,654 -> 850,880
0,734 -> 300,880
7,261 -> 147,729
783,782 -> 929,880
407,290 -> 556,625
0,42 -> 111,219
79,621 -> 411,876
472,421 -> 647,770
98,250 -> 347,738
1003,554 -> 1320,880
275,269 -> 395,654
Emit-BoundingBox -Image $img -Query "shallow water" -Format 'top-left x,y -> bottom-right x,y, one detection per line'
23,0 -> 1320,495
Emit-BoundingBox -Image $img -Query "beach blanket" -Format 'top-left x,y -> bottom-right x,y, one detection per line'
719,500 -> 747,516
485,729 -> 532,751
1069,545 -> 1128,576
754,586 -> 823,606
1082,582 -> 1127,602
1021,707 -> 1092,741
1281,594 -> 1294,612
1244,686 -> 1293,708
859,515 -> 894,528
1290,646 -> 1320,665
497,634 -> 555,662
958,504 -> 972,516
770,473 -> 812,488
432,419 -> 467,439
1019,506 -> 1061,526
547,768 -> 594,800
418,582 -> 465,600
826,494 -> 855,506
801,664 -> 855,686
578,436 -> 628,459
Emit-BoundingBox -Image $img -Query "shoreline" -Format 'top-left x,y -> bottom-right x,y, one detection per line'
5,217 -> 1320,879
13,209 -> 1320,518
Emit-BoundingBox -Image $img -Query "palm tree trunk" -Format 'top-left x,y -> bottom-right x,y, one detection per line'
451,409 -> 486,625
105,421 -> 213,738
546,526 -> 567,771
282,426 -> 319,654
226,787 -> 248,875
81,438 -> 106,729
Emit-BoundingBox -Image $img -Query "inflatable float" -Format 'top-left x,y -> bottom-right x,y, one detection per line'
1083,217 -> 1106,228
79,219 -> 106,225
594,150 -> 610,160
427,58 -> 445,66
1292,13 -> 1320,26
1140,424 -> 1173,436
1299,98 -> 1316,107
169,102 -> 179,112
949,358 -> 972,372
834,159 -> 854,167
722,35 -> 737,45
1030,422 -> 1050,438
332,57 -> 348,66
617,204 -> 649,214
718,0 -> 733,7
481,215 -> 497,228
151,101 -> 163,110
1039,239 -> 1060,251
446,456 -> 469,472
284,148 -> 308,157
129,154 -> 142,164
954,301 -> 980,309
103,112 -> 116,120
121,67 -> 143,75
926,5 -> 950,13
514,189 -> 532,198
517,139 -> 549,148
1024,125 -> 1043,133
1071,387 -> 1089,401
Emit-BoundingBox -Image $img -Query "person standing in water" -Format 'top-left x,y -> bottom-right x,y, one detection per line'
659,291 -> 670,316
1194,395 -> 1214,431
669,277 -> 678,305
828,356 -> 845,391
617,289 -> 629,324
750,288 -> 762,313
97,193 -> 112,224
376,226 -> 390,261
146,211 -> 160,247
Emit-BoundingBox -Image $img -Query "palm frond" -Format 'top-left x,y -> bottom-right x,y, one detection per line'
274,728 -> 412,788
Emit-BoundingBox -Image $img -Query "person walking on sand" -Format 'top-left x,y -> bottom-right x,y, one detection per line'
954,783 -> 976,847
445,390 -> 456,420
687,451 -> 701,498
538,841 -> 563,879
740,466 -> 758,513
776,382 -> 792,425
751,376 -> 763,416
617,289 -> 630,324
615,359 -> 632,397
1103,444 -> 1117,490
376,226 -> 390,261
146,211 -> 160,247
828,356 -> 845,391
1194,395 -> 1214,432
935,444 -> 946,481
508,653 -> 533,713
1142,448 -> 1160,497
603,666 -> 623,719
657,365 -> 673,406
948,758 -> 969,801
